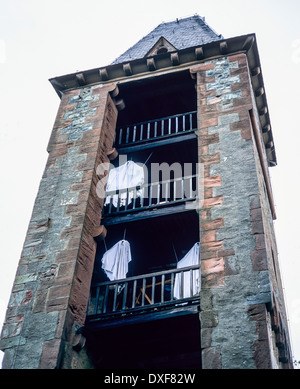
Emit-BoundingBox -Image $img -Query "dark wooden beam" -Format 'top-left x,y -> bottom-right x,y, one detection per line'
117,132 -> 197,154
102,203 -> 198,226
85,304 -> 199,331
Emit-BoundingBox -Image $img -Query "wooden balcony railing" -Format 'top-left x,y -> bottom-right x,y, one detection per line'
103,174 -> 198,216
87,265 -> 201,319
115,111 -> 197,147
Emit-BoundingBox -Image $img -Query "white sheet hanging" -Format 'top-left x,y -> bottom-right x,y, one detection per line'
105,161 -> 144,207
174,242 -> 201,299
101,240 -> 132,281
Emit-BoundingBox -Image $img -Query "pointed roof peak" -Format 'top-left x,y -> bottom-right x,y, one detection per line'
111,15 -> 223,65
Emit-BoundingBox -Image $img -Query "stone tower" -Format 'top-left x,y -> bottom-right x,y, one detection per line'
0,15 -> 293,369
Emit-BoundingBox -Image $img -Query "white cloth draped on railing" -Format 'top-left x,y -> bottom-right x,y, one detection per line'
101,240 -> 132,281
104,161 -> 144,208
174,242 -> 201,299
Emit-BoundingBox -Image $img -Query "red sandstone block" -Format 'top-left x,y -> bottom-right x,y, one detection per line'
229,53 -> 248,66
39,339 -> 62,369
55,249 -> 79,263
201,240 -> 223,252
251,220 -> 264,235
199,153 -> 220,165
199,133 -> 219,147
201,257 -> 224,275
218,249 -> 235,257
202,272 -> 225,289
48,285 -> 71,301
250,196 -> 261,210
201,251 -> 218,260
250,208 -> 262,221
201,218 -> 224,231
251,249 -> 268,271
201,230 -> 216,243
204,175 -> 222,187
203,196 -> 223,208
199,117 -> 219,129
255,234 -> 266,250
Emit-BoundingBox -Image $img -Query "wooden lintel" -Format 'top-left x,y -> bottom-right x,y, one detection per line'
102,203 -> 197,226
85,304 -> 199,330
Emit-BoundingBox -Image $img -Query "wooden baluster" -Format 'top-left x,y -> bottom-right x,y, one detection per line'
173,179 -> 176,201
154,121 -> 157,138
147,122 -> 150,139
125,187 -> 129,210
168,117 -> 171,134
182,114 -> 186,132
141,278 -> 146,306
189,176 -> 193,199
132,187 -> 137,210
151,276 -> 155,304
103,285 -> 109,313
175,116 -> 179,133
133,125 -> 137,142
117,192 -> 121,213
132,280 -> 137,308
122,282 -> 128,310
118,128 -> 123,145
140,124 -> 143,141
157,182 -> 160,204
171,272 -> 175,300
189,113 -> 193,130
149,184 -> 152,206
112,284 -> 118,311
108,197 -> 113,214
190,269 -> 193,298
161,119 -> 164,136
180,271 -> 184,299
161,274 -> 165,303
165,180 -> 169,203
126,126 -> 130,144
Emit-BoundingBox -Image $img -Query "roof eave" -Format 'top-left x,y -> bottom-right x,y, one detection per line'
49,33 -> 276,166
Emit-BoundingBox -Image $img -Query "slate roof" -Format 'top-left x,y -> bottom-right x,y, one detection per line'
112,15 -> 223,64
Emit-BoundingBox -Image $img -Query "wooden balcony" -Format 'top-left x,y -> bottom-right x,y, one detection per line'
115,111 -> 197,152
86,265 -> 200,326
102,174 -> 198,225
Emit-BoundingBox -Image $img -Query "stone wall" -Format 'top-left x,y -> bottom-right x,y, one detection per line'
192,53 -> 291,368
0,82 -> 118,368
